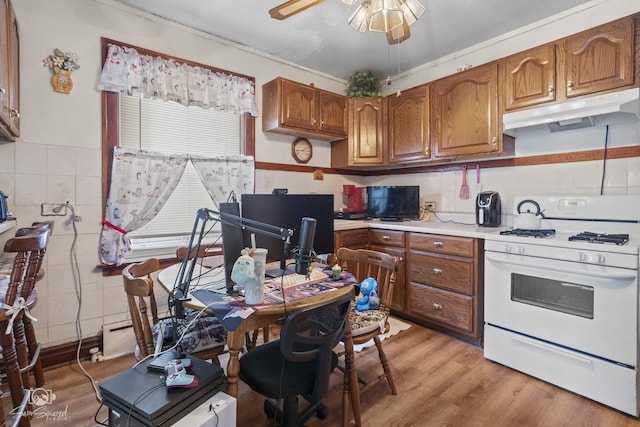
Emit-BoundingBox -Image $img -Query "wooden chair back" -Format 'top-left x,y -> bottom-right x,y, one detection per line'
4,230 -> 50,307
335,247 -> 397,314
176,243 -> 223,260
122,258 -> 161,359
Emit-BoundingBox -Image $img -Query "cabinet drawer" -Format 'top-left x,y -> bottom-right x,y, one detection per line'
369,229 -> 404,247
335,229 -> 369,248
409,233 -> 475,257
408,282 -> 473,333
408,252 -> 473,294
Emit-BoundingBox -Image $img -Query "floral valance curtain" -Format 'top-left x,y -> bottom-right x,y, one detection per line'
99,149 -> 256,266
98,43 -> 258,116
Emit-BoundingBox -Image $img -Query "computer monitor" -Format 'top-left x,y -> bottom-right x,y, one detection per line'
219,201 -> 244,290
240,193 -> 335,272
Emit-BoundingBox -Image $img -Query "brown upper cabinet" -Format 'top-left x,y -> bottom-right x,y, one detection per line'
503,16 -> 636,111
0,0 -> 19,141
262,77 -> 346,141
388,85 -> 430,164
432,62 -> 513,159
332,96 -> 386,168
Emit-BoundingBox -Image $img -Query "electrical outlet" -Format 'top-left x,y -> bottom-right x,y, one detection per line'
424,201 -> 437,211
41,203 -> 67,216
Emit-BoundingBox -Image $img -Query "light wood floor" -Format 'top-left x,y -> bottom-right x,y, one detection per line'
9,322 -> 640,427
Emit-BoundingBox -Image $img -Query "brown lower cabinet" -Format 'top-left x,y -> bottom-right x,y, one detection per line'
406,232 -> 484,346
334,228 -> 484,346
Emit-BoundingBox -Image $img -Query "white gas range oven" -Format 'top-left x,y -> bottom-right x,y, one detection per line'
483,194 -> 640,416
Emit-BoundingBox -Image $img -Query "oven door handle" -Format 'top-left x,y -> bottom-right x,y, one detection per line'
485,254 -> 637,281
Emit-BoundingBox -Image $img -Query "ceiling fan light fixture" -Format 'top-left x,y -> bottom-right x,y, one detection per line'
269,0 -> 325,20
399,0 -> 425,25
341,0 -> 358,5
386,19 -> 411,44
367,0 -> 404,32
348,1 -> 371,32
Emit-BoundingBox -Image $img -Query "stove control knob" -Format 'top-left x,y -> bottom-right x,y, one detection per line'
505,244 -> 512,253
517,246 -> 525,254
578,252 -> 588,262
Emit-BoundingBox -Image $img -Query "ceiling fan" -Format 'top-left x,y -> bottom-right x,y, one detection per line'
269,0 -> 424,44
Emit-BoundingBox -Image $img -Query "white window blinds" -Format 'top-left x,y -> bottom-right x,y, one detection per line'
119,94 -> 241,238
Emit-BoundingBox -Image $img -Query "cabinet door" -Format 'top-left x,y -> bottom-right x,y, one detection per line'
503,44 -> 557,111
0,0 -> 10,135
6,0 -> 18,137
388,85 -> 430,163
432,62 -> 500,158
334,229 -> 369,249
348,97 -> 385,165
317,90 -> 346,137
563,16 -> 634,98
280,79 -> 316,131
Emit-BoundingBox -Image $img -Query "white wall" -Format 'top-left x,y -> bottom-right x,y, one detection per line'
0,0 -> 638,348
0,0 -> 348,347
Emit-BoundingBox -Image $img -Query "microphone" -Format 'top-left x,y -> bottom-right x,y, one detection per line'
295,217 -> 317,275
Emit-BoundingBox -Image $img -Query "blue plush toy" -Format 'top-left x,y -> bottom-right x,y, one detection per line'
356,277 -> 380,311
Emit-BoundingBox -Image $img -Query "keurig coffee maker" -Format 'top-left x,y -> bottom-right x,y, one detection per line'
476,191 -> 501,227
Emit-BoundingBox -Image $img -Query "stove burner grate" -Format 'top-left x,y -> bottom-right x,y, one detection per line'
568,232 -> 630,245
500,229 -> 556,238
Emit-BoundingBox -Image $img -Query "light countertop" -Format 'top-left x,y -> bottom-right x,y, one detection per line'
0,220 -> 16,235
334,217 -> 509,239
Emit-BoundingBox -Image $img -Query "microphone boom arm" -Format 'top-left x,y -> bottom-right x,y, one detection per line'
173,207 -> 294,318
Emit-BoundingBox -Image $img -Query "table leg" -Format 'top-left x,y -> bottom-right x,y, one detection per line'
343,322 -> 361,427
225,331 -> 244,398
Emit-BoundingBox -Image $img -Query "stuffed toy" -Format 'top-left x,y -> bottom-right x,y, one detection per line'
231,252 -> 255,284
356,277 -> 380,311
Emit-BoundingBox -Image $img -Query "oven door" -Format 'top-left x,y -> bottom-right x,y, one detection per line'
485,250 -> 638,366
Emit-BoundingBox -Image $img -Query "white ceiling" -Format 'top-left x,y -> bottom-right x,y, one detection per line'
113,0 -> 595,81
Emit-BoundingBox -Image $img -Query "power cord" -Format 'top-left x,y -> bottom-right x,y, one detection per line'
63,202 -> 102,402
132,304 -> 210,369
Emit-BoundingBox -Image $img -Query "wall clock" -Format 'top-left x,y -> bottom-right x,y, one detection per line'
291,137 -> 313,163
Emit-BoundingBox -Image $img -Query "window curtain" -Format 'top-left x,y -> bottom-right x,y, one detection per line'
97,44 -> 258,116
99,148 -> 189,265
190,156 -> 255,208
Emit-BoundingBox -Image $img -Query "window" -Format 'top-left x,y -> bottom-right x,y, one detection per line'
101,38 -> 256,262
120,94 -> 240,236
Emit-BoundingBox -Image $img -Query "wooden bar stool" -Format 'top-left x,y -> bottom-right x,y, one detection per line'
0,229 -> 51,427
12,221 -> 54,389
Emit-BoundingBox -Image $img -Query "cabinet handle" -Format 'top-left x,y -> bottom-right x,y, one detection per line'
10,109 -> 19,118
548,85 -> 554,94
312,118 -> 317,125
432,268 -> 443,275
382,235 -> 390,241
0,88 -> 5,94
567,81 -> 573,91
433,302 -> 442,310
319,120 -> 324,128
491,137 -> 497,145
433,241 -> 443,248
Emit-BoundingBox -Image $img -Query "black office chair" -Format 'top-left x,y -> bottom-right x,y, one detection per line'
239,292 -> 352,427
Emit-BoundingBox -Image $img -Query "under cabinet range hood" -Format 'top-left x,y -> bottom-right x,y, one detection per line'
503,87 -> 640,136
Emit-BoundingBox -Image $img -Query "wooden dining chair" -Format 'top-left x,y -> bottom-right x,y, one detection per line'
0,229 -> 51,427
175,243 -> 223,260
123,258 -> 227,364
334,247 -> 398,396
